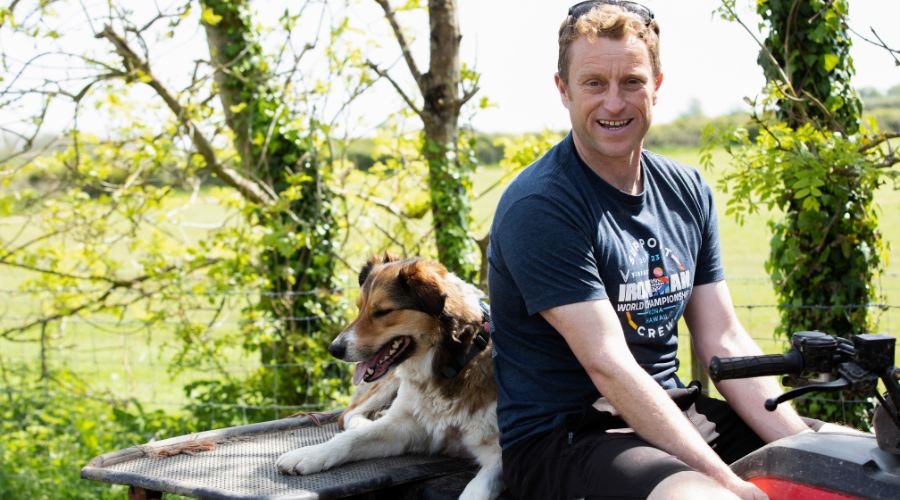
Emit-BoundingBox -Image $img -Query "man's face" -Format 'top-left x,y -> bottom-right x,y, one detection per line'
555,34 -> 662,167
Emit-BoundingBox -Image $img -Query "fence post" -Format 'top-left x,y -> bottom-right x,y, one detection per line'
690,340 -> 710,396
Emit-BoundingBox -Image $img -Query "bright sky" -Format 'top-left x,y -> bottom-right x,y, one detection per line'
456,0 -> 900,133
1,1 -> 898,137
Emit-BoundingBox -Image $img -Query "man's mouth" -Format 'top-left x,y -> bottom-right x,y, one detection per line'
352,336 -> 414,385
596,118 -> 633,130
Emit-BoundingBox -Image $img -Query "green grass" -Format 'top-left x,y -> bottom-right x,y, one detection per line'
0,192 -> 251,411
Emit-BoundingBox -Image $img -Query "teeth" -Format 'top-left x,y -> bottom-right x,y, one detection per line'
389,348 -> 397,355
392,339 -> 402,348
598,119 -> 629,127
366,368 -> 374,375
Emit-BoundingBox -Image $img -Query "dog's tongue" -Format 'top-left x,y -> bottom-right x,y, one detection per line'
352,343 -> 391,385
353,363 -> 367,385
352,338 -> 410,385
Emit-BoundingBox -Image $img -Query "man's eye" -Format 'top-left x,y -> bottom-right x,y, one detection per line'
373,309 -> 394,318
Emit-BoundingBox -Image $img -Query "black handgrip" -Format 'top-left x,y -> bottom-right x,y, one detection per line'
709,350 -> 804,382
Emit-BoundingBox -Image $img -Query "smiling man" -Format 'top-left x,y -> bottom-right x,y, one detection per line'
487,2 -> 822,499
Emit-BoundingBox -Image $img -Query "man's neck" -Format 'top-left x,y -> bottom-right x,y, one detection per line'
573,139 -> 644,195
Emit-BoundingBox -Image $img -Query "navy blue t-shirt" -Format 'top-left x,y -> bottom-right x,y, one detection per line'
488,134 -> 725,450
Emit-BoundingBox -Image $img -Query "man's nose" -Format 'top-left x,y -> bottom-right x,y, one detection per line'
602,86 -> 626,114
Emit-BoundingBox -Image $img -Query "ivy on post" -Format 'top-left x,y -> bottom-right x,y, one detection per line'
200,0 -> 340,413
706,0 -> 899,428
371,0 -> 479,283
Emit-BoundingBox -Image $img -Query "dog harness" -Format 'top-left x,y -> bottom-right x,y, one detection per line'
440,301 -> 492,379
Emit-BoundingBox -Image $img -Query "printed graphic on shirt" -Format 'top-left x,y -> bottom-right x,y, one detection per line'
613,235 -> 692,340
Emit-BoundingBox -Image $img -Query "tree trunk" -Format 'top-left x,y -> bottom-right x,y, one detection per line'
375,0 -> 477,282
201,0 -> 338,411
758,0 -> 879,427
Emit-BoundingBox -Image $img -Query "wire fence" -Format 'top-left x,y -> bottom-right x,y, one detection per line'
1,275 -> 898,428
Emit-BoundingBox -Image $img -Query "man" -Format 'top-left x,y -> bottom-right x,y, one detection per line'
488,2 -> 823,499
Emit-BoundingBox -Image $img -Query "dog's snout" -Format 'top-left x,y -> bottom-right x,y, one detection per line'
328,338 -> 347,360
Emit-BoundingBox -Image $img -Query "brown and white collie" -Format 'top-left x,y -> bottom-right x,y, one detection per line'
276,255 -> 503,500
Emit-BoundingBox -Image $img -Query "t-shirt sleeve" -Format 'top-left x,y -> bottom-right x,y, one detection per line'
492,195 -> 608,315
694,178 -> 725,285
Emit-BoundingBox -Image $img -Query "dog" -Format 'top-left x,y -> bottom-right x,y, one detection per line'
276,255 -> 503,500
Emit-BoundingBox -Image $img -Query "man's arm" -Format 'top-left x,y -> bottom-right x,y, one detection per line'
541,299 -> 755,494
684,281 -> 809,442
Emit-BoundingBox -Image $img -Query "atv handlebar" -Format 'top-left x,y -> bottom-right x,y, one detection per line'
708,331 -> 900,428
709,351 -> 804,382
709,330 -> 846,383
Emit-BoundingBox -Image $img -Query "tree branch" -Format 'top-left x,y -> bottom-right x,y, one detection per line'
848,26 -> 900,66
871,155 -> 899,169
719,2 -> 798,100
460,83 -> 480,107
0,219 -> 64,259
782,0 -> 801,80
96,25 -> 277,207
475,231 -> 489,292
858,132 -> 900,154
0,258 -> 220,340
373,0 -> 423,87
333,186 -> 409,219
0,0 -> 21,28
365,60 -> 422,116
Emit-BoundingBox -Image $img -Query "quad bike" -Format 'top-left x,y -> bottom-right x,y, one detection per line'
710,331 -> 900,499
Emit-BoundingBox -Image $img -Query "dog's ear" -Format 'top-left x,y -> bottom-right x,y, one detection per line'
398,259 -> 447,317
358,253 -> 400,286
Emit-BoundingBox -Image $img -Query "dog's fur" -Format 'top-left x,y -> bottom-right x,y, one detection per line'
276,255 -> 503,500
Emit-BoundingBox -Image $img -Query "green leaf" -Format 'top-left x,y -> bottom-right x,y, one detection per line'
0,8 -> 12,27
201,7 -> 223,26
135,69 -> 153,83
822,53 -> 839,72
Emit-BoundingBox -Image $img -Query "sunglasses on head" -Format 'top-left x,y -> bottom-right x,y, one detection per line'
567,0 -> 655,26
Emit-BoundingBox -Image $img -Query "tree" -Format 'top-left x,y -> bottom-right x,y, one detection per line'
369,0 -> 480,282
706,0 -> 899,427
194,0 -> 339,409
0,0 -> 370,421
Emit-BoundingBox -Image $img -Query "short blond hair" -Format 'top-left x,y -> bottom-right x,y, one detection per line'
557,4 -> 661,83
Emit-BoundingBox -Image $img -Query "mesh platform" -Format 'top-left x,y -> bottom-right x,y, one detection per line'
81,411 -> 475,499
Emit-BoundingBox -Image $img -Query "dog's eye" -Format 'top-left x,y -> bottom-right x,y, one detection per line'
372,309 -> 394,318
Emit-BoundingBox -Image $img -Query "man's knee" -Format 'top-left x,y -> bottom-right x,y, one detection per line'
648,471 -> 737,500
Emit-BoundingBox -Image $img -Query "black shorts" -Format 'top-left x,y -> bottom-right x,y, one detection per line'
501,383 -> 819,499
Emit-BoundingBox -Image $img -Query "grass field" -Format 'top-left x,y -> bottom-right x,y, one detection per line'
0,193 -> 256,414
1,146 -> 898,413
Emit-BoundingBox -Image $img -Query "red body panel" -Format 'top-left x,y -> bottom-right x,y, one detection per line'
749,477 -> 860,500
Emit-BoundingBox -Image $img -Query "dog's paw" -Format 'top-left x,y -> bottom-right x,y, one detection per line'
276,445 -> 339,475
343,414 -> 373,430
459,483 -> 490,500
459,463 -> 504,500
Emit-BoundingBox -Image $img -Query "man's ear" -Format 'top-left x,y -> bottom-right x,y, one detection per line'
554,73 -> 570,110
652,72 -> 664,105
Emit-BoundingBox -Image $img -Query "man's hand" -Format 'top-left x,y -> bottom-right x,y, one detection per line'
725,477 -> 769,500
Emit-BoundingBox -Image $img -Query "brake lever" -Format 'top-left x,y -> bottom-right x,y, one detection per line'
765,378 -> 851,411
